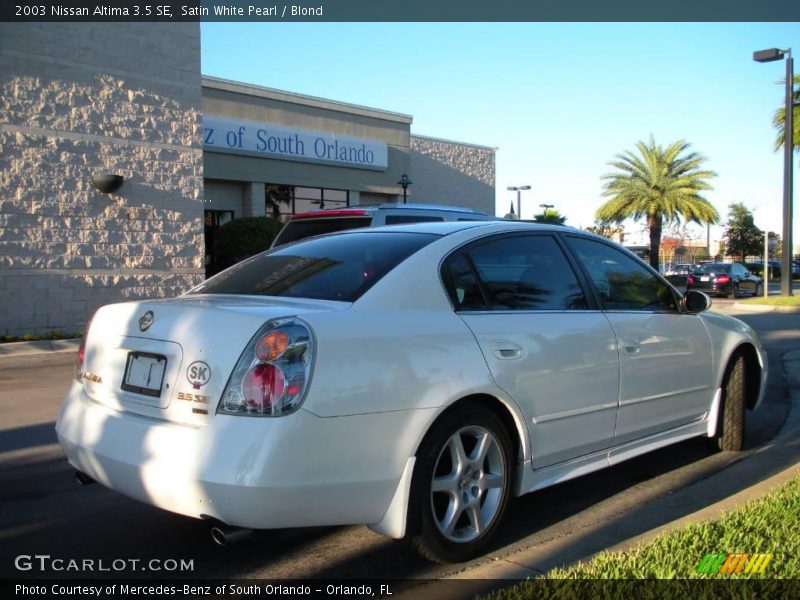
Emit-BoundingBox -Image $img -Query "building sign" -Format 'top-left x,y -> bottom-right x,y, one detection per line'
203,115 -> 388,170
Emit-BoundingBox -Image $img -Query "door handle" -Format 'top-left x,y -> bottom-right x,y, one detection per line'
620,337 -> 641,354
490,341 -> 524,360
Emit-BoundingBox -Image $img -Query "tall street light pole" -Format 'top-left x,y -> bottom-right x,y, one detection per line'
754,47 -> 795,296
507,185 -> 531,218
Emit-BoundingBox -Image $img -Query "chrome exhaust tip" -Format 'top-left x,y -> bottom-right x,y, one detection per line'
75,470 -> 96,486
210,524 -> 253,546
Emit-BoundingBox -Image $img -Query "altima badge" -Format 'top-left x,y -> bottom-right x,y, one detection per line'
138,310 -> 154,332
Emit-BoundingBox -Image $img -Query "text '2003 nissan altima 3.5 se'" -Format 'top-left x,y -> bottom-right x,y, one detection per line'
56,221 -> 767,563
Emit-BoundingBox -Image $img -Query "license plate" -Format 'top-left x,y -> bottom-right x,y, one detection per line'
700,276 -> 710,282
121,352 -> 167,397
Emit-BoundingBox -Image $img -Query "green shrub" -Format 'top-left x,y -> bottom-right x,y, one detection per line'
215,217 -> 283,265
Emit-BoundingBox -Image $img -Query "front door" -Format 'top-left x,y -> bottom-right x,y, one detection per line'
564,236 -> 714,444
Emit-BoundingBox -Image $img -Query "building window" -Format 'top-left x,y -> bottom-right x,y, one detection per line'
267,184 -> 349,219
266,184 -> 293,219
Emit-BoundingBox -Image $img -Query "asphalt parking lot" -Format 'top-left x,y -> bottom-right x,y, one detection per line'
0,300 -> 797,585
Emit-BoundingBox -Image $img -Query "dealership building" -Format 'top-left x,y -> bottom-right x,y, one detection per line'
0,22 -> 495,336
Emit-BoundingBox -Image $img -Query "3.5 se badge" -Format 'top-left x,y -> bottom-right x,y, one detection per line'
186,361 -> 211,389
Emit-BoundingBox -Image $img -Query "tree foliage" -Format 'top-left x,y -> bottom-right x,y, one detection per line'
595,137 -> 718,271
585,220 -> 625,242
723,203 -> 762,262
772,75 -> 800,153
533,208 -> 567,225
215,217 -> 283,265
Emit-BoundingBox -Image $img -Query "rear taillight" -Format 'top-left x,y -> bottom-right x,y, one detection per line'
74,313 -> 95,381
716,275 -> 731,284
687,275 -> 695,284
219,318 -> 314,417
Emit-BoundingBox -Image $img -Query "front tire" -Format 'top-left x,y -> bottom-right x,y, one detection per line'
713,355 -> 746,451
409,404 -> 512,563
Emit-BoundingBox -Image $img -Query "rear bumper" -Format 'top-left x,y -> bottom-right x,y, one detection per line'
56,382 -> 431,529
688,283 -> 732,297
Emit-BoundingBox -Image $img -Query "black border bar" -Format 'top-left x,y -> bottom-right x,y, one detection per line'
1,0 -> 800,22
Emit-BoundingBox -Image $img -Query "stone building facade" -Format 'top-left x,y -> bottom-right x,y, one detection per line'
0,23 -> 204,336
0,24 -> 494,338
410,135 -> 496,212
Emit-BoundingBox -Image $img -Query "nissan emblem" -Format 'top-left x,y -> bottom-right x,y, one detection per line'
138,310 -> 154,332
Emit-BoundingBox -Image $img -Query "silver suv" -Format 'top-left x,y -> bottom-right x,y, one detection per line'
272,203 -> 495,248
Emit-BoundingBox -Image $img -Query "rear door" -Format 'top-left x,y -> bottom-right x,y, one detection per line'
442,233 -> 620,468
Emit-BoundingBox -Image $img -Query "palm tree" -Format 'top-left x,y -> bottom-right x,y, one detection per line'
772,75 -> 800,153
596,137 -> 719,271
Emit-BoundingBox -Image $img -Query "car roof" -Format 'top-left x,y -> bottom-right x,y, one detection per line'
354,219 -> 579,237
344,203 -> 488,214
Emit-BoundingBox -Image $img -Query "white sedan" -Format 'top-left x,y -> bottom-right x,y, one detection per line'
56,221 -> 766,563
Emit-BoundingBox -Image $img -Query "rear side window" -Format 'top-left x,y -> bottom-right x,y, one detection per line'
191,232 -> 438,302
273,217 -> 372,247
443,234 -> 588,311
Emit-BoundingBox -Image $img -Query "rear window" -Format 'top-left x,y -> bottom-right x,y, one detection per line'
697,263 -> 731,274
190,232 -> 439,302
384,215 -> 445,225
273,216 -> 372,247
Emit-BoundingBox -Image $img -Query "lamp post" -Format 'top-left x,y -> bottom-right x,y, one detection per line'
539,203 -> 554,212
397,174 -> 412,204
507,185 -> 531,218
764,230 -> 770,299
754,47 -> 795,296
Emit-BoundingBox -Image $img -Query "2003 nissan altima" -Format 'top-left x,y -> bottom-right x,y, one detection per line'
56,221 -> 766,563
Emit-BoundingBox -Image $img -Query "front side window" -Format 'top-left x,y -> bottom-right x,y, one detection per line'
566,237 -> 678,312
191,232 -> 438,302
443,235 -> 588,311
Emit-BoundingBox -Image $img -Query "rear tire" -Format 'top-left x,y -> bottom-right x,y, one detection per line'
730,283 -> 740,298
408,404 -> 512,563
753,283 -> 760,297
713,355 -> 746,451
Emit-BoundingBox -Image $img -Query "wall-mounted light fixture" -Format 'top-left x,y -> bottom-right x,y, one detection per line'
91,173 -> 124,194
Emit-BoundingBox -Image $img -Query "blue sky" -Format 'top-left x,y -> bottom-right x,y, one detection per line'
201,22 -> 799,245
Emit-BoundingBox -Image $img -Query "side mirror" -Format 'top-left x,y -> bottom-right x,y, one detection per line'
684,290 -> 711,314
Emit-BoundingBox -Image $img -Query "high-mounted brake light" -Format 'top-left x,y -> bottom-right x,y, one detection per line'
290,209 -> 367,220
219,318 -> 314,417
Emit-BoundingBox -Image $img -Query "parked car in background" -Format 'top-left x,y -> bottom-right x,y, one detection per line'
687,262 -> 761,298
271,203 -> 495,248
57,222 -> 767,564
664,263 -> 695,276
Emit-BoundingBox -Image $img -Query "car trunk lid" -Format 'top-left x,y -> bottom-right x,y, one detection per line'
80,295 -> 346,425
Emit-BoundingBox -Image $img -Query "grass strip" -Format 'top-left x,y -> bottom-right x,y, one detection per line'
481,473 -> 800,600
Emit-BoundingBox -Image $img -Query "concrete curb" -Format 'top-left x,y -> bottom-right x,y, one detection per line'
0,338 -> 81,358
732,302 -> 800,313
